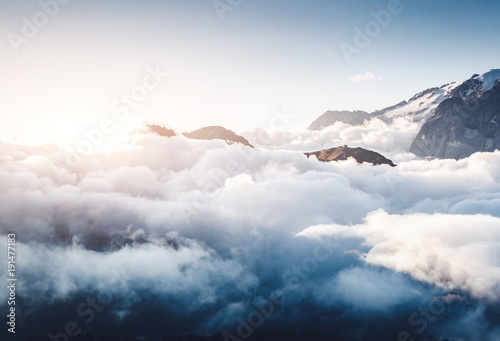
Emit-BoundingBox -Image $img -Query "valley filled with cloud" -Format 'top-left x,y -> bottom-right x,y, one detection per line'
2,119 -> 500,340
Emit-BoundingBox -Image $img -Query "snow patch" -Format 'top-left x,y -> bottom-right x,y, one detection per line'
477,69 -> 500,92
379,82 -> 461,123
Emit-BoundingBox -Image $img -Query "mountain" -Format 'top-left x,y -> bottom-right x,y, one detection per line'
372,83 -> 457,123
183,126 -> 254,148
308,83 -> 457,130
308,69 -> 500,160
307,110 -> 371,130
304,145 -> 396,167
410,70 -> 500,159
145,125 -> 255,148
147,125 -> 176,137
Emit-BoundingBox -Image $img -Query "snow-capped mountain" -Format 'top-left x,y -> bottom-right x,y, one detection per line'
410,69 -> 500,159
310,70 -> 500,129
308,82 -> 461,130
373,82 -> 459,123
308,69 -> 500,159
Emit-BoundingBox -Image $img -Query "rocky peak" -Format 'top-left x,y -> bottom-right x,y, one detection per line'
304,145 -> 396,167
183,126 -> 254,148
147,125 -> 176,137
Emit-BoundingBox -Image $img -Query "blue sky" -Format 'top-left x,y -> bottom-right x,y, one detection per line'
1,0 -> 500,143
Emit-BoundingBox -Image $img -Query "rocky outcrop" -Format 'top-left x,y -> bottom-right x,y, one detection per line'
183,126 -> 254,148
410,80 -> 500,159
305,145 -> 396,166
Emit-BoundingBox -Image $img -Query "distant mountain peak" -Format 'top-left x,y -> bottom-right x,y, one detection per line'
307,110 -> 370,131
183,126 -> 254,148
147,125 -> 176,137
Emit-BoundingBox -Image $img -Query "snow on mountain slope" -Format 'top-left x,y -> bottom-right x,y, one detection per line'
375,82 -> 460,123
378,69 -> 500,123
477,69 -> 500,92
410,69 -> 500,159
308,69 -> 500,133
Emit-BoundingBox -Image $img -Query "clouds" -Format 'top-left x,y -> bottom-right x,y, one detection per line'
243,117 -> 421,160
14,235 -> 259,309
298,210 -> 500,300
1,129 -> 500,340
349,72 -> 377,83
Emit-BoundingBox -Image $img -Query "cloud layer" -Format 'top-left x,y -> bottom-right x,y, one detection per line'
1,125 -> 500,340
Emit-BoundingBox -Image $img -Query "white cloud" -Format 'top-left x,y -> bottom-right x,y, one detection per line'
349,72 -> 376,83
1,128 -> 500,339
243,117 -> 421,159
298,210 -> 500,300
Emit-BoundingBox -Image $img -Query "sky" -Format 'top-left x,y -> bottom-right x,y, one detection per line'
1,0 -> 500,144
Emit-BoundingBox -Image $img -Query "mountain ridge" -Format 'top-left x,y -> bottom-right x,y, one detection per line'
410,74 -> 500,159
308,68 -> 500,159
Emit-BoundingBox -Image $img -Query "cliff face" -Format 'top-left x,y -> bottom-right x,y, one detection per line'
305,145 -> 396,167
410,81 -> 500,159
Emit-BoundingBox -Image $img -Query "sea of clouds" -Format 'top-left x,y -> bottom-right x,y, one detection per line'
1,118 -> 500,340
